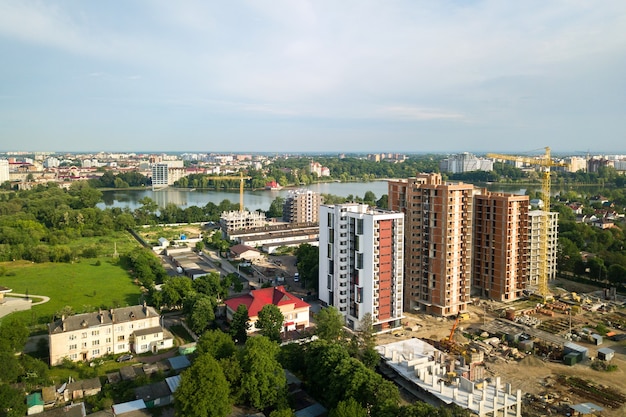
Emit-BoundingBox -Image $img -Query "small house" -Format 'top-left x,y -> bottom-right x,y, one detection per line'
112,399 -> 147,416
134,381 -> 173,408
598,347 -> 615,361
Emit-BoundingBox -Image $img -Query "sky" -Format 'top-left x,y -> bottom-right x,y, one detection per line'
0,1 -> 625,154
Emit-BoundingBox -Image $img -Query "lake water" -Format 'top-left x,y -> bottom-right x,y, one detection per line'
98,181 -> 595,212
99,181 -> 391,212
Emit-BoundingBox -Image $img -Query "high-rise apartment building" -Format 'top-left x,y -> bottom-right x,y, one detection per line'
472,192 -> 529,302
151,163 -> 169,189
388,173 -> 473,316
0,159 -> 9,183
528,210 -> 559,287
282,189 -> 322,223
318,203 -> 404,331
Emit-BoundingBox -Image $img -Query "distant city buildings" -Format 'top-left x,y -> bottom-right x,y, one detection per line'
318,203 -> 404,331
282,189 -> 322,223
439,152 -> 493,174
309,161 -> 330,177
0,159 -> 9,183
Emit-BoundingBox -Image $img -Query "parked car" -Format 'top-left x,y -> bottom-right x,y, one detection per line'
294,272 -> 300,282
116,354 -> 133,362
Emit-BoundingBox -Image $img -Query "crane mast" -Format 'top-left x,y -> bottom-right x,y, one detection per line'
486,147 -> 566,299
206,172 -> 251,212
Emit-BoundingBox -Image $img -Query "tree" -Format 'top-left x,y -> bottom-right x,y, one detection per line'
196,330 -> 236,360
0,384 -> 27,417
608,264 -> 626,285
294,243 -> 319,292
330,398 -> 368,417
240,336 -> 287,410
231,304 -> 251,344
315,306 -> 345,341
269,410 -> 296,417
0,318 -> 28,353
256,304 -> 284,342
174,353 -> 232,417
267,196 -> 285,218
357,313 -> 379,369
188,295 -> 216,335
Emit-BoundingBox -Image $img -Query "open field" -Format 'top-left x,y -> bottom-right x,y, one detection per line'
137,224 -> 205,246
0,258 -> 142,327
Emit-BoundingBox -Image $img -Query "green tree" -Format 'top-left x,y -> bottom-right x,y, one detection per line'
267,196 -> 285,218
0,318 -> 28,352
608,264 -> 626,285
315,306 -> 345,341
363,191 -> 377,205
188,295 -> 216,335
256,304 -> 284,342
196,330 -> 236,360
330,398 -> 368,417
240,336 -> 287,410
174,353 -> 232,417
0,384 -> 27,417
231,304 -> 251,344
294,243 -> 319,292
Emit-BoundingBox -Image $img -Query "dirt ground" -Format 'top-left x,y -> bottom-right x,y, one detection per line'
380,303 -> 626,417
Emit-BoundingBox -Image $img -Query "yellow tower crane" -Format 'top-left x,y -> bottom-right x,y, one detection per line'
487,147 -> 567,299
206,172 -> 251,212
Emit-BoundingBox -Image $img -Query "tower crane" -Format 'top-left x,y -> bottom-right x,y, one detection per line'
205,172 -> 251,212
487,147 -> 567,299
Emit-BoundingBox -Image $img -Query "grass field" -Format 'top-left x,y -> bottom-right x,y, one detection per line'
0,258 -> 142,327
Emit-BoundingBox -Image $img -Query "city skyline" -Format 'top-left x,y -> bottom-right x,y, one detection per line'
1,1 -> 625,153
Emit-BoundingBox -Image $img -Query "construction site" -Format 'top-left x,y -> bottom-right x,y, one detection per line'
378,280 -> 626,417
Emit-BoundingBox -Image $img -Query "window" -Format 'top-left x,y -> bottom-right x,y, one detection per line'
92,349 -> 100,355
69,344 -> 77,350
81,332 -> 87,339
141,344 -> 148,351
70,354 -> 78,360
141,335 -> 146,341
118,344 -> 125,350
106,338 -> 111,343
82,342 -> 87,348
91,330 -> 99,336
92,340 -> 100,346
117,335 -> 125,342
69,334 -> 76,341
357,219 -> 364,235
356,253 -> 364,269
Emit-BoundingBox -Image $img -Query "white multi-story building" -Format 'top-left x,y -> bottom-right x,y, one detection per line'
528,210 -> 559,287
220,210 -> 267,233
151,163 -> 169,189
0,159 -> 9,183
48,304 -> 173,366
319,203 -> 404,331
439,152 -> 493,174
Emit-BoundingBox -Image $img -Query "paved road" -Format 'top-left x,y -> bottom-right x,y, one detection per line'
0,293 -> 50,319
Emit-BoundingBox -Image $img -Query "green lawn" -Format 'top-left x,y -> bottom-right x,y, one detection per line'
1,258 -> 142,327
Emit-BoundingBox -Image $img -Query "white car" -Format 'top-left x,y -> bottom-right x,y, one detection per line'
294,273 -> 300,282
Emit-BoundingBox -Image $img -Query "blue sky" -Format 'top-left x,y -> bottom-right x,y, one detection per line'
1,1 -> 625,154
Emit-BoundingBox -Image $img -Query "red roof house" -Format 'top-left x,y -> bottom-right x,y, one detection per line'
224,286 -> 310,333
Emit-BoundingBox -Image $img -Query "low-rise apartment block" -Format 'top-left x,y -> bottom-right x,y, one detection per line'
48,304 -> 173,366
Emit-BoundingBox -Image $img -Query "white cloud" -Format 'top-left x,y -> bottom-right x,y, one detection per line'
381,106 -> 466,121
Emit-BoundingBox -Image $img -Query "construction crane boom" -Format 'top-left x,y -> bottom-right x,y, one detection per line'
206,172 -> 251,211
487,147 -> 567,299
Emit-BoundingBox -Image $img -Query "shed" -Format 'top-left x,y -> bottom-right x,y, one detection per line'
41,386 -> 57,407
168,355 -> 191,372
590,334 -> 603,345
157,237 -> 169,248
134,381 -> 173,408
518,339 -> 534,352
597,347 -> 615,361
569,402 -> 604,416
564,352 -> 579,366
27,392 -> 44,415
563,342 -> 588,361
112,399 -> 147,416
165,375 -> 181,394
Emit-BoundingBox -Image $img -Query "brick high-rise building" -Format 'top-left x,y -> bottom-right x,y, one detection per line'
319,203 -> 404,331
282,189 -> 322,223
388,173 -> 473,316
472,192 -> 530,302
